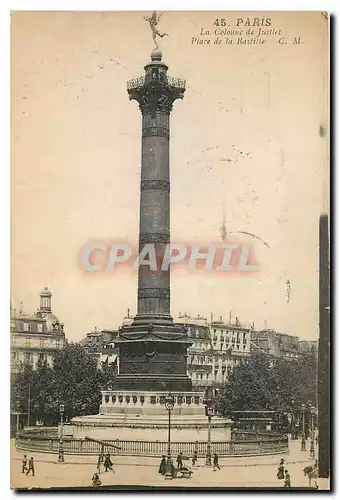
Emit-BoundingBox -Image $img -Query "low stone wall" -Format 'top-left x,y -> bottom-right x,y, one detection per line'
22,427 -> 59,437
16,429 -> 288,457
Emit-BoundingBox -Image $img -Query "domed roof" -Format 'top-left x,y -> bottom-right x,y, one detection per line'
151,48 -> 162,61
40,286 -> 52,297
44,312 -> 63,333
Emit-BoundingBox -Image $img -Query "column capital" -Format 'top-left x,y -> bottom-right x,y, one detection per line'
127,75 -> 185,115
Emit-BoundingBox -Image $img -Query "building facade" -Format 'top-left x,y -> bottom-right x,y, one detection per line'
78,312 -> 315,390
10,287 -> 66,373
177,314 -> 252,389
250,329 -> 302,359
80,327 -> 119,371
298,340 -> 318,355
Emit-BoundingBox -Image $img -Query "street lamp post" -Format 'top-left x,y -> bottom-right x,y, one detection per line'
301,404 -> 306,451
27,382 -> 31,427
310,406 -> 316,459
16,399 -> 20,436
290,399 -> 295,438
58,403 -> 65,463
164,393 -> 175,479
204,397 -> 214,467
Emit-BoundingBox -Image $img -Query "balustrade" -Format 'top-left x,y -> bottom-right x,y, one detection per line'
127,75 -> 186,91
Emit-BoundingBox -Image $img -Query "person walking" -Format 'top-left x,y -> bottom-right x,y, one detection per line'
284,469 -> 291,488
192,450 -> 198,467
213,453 -> 221,471
104,453 -> 115,473
309,461 -> 319,489
21,455 -> 28,474
91,471 -> 102,487
158,455 -> 166,475
25,457 -> 35,476
176,452 -> 183,470
277,458 -> 285,480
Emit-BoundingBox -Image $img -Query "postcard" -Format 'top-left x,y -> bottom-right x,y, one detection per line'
11,11 -> 330,490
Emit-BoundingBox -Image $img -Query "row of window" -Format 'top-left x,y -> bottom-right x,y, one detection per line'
11,338 -> 61,348
189,352 -> 245,364
16,321 -> 44,333
213,328 -> 247,335
191,342 -> 248,353
191,329 -> 249,343
212,343 -> 248,351
213,330 -> 248,341
190,365 -> 234,381
11,351 -> 48,362
213,336 -> 248,344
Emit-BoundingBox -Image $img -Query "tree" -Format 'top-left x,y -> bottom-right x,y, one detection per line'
216,350 -> 317,416
216,351 -> 278,414
11,343 -> 114,426
11,363 -> 37,427
49,343 -> 111,421
271,353 -> 317,411
30,359 -> 56,424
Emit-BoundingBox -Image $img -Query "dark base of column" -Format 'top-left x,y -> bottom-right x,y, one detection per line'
116,318 -> 193,392
115,373 -> 193,392
120,317 -> 188,336
132,313 -> 174,327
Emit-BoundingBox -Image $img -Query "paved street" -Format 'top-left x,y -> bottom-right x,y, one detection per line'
11,439 -> 329,490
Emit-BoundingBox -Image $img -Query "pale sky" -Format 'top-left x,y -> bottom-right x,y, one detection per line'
11,11 -> 329,342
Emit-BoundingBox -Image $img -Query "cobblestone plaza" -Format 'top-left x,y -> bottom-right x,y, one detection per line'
11,439 -> 329,490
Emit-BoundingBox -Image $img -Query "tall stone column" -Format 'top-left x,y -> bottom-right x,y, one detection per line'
129,49 -> 184,325
115,49 -> 192,392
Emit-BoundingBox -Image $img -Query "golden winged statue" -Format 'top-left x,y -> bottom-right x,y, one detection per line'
144,11 -> 168,49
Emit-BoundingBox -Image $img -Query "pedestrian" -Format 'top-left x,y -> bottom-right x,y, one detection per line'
91,471 -> 102,487
158,455 -> 166,475
213,453 -> 220,471
176,452 -> 183,470
284,469 -> 291,488
104,453 -> 115,473
97,451 -> 104,473
25,457 -> 35,476
277,458 -> 285,480
309,461 -> 319,489
192,450 -> 198,467
21,454 -> 28,474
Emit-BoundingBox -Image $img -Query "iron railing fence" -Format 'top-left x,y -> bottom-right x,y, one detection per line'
16,432 -> 288,457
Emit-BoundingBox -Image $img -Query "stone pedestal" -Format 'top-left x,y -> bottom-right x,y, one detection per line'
71,390 -> 232,443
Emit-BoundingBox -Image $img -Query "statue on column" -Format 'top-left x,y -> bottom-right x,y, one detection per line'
144,11 -> 168,49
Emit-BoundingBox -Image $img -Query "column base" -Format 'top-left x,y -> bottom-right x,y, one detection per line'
114,374 -> 193,392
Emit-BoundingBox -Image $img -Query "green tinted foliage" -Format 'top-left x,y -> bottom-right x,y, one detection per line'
11,343 -> 115,425
216,351 -> 317,415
